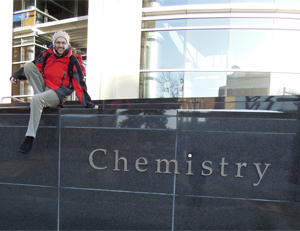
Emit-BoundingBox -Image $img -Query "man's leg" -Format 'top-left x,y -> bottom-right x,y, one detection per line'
19,87 -> 60,154
24,62 -> 45,94
19,62 -> 60,153
25,87 -> 60,138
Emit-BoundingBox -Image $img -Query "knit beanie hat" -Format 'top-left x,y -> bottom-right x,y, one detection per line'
52,30 -> 70,45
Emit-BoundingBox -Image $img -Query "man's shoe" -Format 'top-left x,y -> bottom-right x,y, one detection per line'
18,136 -> 34,154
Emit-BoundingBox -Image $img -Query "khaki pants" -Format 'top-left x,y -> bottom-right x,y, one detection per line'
24,62 -> 60,138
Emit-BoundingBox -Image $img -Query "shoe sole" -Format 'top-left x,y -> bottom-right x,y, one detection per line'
18,149 -> 29,154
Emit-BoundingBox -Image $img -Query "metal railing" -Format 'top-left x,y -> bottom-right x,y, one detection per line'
1,95 -> 33,103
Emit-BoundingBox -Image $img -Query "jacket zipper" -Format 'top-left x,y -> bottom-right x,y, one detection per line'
62,72 -> 65,86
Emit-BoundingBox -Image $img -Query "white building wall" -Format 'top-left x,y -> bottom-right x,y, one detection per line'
0,0 -> 13,103
86,0 -> 142,100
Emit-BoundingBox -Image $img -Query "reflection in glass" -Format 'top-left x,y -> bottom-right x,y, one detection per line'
227,72 -> 270,97
12,48 -> 21,62
187,18 -> 229,27
143,19 -> 186,29
275,0 -> 300,2
228,30 -> 273,70
184,72 -> 227,97
23,10 -> 35,26
13,0 -> 22,11
35,46 -> 47,58
272,30 -> 300,73
143,0 -> 187,7
274,18 -> 300,30
141,71 -> 300,98
140,72 -> 184,98
21,46 -> 34,61
188,0 -> 230,4
24,0 -> 34,9
231,0 -> 274,2
270,73 -> 300,95
117,112 -> 176,129
13,13 -> 23,28
36,37 -> 51,47
13,11 -> 36,27
185,30 -> 228,69
230,18 -> 273,27
13,38 -> 21,46
21,37 -> 34,44
140,31 -> 185,70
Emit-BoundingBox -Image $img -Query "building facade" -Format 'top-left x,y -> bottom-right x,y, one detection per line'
140,0 -> 300,99
1,0 -> 300,103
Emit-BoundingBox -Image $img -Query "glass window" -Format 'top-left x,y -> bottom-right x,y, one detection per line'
12,64 -> 23,75
143,0 -> 187,7
184,72 -> 227,97
36,37 -> 51,47
231,0 -> 274,3
13,38 -> 21,46
139,72 -> 184,98
36,0 -> 47,12
23,0 -> 35,9
21,45 -> 34,61
187,18 -> 229,27
185,30 -> 228,69
13,13 -> 23,28
143,19 -> 186,29
47,0 -> 75,20
12,47 -> 21,62
22,37 -> 34,44
270,73 -> 300,95
23,10 -> 35,26
274,18 -> 300,30
275,0 -> 300,3
227,72 -> 271,97
188,0 -> 230,4
140,31 -> 185,69
35,46 -> 47,57
230,18 -> 273,27
272,30 -> 300,73
13,11 -> 35,28
78,0 -> 89,16
13,0 -> 22,11
228,29 -> 273,70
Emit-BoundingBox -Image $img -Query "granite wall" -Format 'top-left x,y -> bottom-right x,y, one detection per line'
0,101 -> 299,230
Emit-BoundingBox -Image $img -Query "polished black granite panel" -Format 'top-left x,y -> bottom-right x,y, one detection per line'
59,188 -> 173,230
176,130 -> 295,201
0,127 -> 59,186
1,103 -> 300,230
174,196 -> 300,230
61,114 -> 177,129
0,108 -> 59,186
2,95 -> 300,111
176,110 -> 299,201
0,184 -> 58,230
0,107 -> 59,126
177,111 -> 298,133
60,128 -> 177,193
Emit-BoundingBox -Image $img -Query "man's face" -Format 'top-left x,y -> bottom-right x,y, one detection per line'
54,37 -> 68,56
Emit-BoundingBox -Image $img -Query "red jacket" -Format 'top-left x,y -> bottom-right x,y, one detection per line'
13,45 -> 95,108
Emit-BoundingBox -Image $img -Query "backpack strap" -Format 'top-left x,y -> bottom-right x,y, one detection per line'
43,53 -> 80,84
68,54 -> 78,80
42,52 -> 51,73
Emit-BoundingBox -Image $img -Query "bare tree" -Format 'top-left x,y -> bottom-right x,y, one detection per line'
156,71 -> 183,98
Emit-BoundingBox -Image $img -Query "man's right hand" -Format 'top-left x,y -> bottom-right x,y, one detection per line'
10,77 -> 17,84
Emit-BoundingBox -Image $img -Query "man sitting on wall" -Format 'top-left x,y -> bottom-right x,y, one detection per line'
10,30 -> 98,154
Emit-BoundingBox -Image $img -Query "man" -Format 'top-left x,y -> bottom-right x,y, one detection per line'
10,30 -> 98,154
